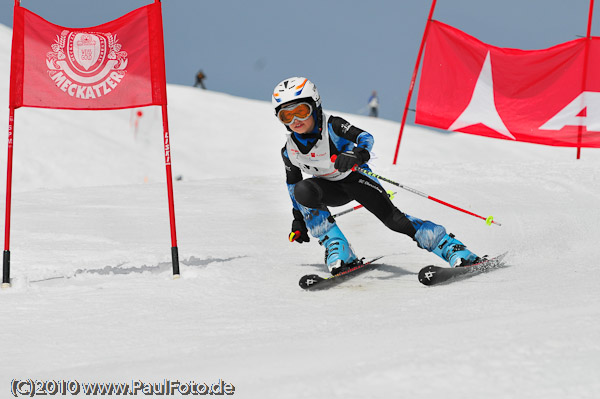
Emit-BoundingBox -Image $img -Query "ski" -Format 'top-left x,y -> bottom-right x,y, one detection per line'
299,256 -> 384,291
418,252 -> 508,286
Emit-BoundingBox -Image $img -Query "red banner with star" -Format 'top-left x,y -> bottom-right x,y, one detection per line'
9,2 -> 167,110
415,20 -> 600,148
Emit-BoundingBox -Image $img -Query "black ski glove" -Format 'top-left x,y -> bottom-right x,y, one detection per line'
334,147 -> 370,172
289,209 -> 310,243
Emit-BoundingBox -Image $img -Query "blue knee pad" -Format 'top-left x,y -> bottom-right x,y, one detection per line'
405,215 -> 447,251
288,184 -> 334,238
299,206 -> 334,238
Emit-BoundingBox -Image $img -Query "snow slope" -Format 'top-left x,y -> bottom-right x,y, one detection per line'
1,23 -> 599,399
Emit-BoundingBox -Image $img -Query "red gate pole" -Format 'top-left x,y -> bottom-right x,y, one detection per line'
154,0 -> 180,278
3,0 -> 20,288
577,0 -> 594,159
161,105 -> 180,279
2,108 -> 15,288
393,0 -> 438,165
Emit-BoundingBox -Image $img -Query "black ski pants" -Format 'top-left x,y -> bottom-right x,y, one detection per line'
293,172 -> 417,238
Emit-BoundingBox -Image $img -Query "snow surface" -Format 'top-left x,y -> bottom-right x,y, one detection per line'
1,22 -> 599,399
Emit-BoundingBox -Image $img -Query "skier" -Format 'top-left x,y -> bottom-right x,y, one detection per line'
273,77 -> 481,275
368,90 -> 379,117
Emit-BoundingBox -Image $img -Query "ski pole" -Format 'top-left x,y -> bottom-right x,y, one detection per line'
332,204 -> 366,219
356,167 -> 500,226
332,190 -> 396,218
330,155 -> 500,226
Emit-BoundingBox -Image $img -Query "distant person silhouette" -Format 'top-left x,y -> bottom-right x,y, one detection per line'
194,70 -> 206,89
368,90 -> 379,117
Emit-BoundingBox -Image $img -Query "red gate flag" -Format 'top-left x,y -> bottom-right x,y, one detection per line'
9,2 -> 167,110
415,20 -> 600,148
4,1 -> 180,288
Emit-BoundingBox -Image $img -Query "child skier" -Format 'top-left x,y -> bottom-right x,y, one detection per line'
273,77 -> 480,275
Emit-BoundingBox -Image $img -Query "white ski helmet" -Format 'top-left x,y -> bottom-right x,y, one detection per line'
272,77 -> 321,109
272,77 -> 323,131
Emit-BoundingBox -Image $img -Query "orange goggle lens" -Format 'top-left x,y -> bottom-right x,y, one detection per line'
277,103 -> 313,125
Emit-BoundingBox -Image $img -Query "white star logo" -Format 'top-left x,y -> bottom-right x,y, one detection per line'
449,51 -> 516,140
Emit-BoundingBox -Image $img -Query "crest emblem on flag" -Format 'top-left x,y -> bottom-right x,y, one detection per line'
70,33 -> 105,71
45,30 -> 128,99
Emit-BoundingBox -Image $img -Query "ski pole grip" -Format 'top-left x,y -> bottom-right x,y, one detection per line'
330,154 -> 358,171
289,231 -> 301,242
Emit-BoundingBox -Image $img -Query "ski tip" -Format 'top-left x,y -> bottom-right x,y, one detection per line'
418,265 -> 441,286
299,274 -> 325,290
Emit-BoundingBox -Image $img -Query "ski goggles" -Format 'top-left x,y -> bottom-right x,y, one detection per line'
277,102 -> 313,125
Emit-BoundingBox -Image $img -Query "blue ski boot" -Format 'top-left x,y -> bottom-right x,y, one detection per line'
432,233 -> 480,267
318,224 -> 358,275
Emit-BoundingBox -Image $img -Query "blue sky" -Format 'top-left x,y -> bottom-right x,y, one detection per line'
1,0 -> 596,121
